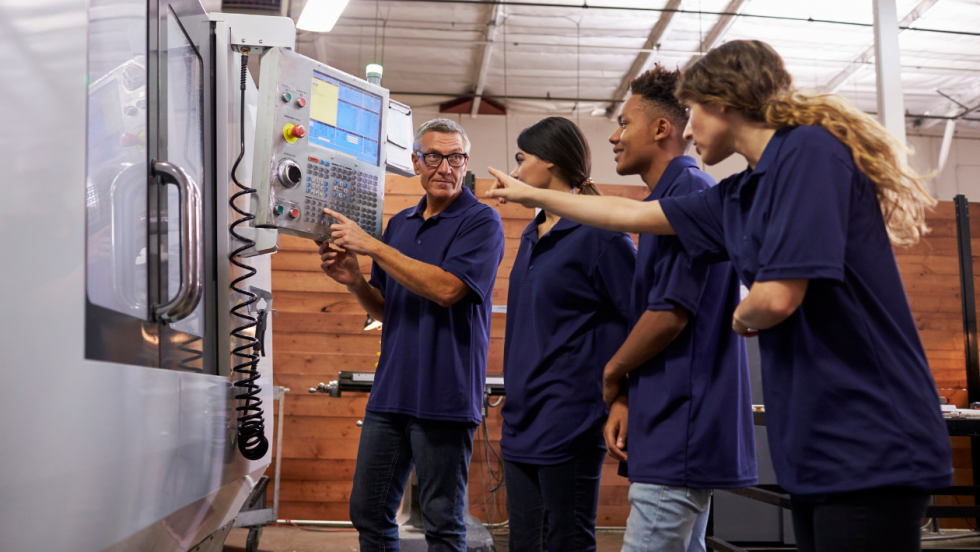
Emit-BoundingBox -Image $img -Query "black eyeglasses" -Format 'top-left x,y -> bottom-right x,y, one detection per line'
416,151 -> 469,169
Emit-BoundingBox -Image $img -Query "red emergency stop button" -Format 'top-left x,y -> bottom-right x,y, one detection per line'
283,123 -> 307,143
297,97 -> 307,107
289,208 -> 299,219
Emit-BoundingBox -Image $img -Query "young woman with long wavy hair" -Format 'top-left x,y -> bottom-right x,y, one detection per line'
486,40 -> 951,552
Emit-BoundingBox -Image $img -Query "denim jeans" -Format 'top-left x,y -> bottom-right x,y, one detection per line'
349,410 -> 476,552
791,487 -> 930,552
503,433 -> 606,552
622,483 -> 712,552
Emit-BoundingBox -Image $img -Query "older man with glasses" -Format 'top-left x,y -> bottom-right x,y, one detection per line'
318,118 -> 506,552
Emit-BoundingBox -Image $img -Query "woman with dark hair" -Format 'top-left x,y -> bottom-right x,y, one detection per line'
488,42 -> 952,552
499,117 -> 636,551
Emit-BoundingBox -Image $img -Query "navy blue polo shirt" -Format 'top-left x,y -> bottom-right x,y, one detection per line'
367,187 -> 505,425
622,156 -> 757,489
660,127 -> 953,496
500,212 -> 636,464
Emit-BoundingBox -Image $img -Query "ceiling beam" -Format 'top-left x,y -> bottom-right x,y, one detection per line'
604,0 -> 683,119
824,0 -> 943,93
873,0 -> 906,144
680,0 -> 748,72
470,1 -> 505,118
919,88 -> 980,130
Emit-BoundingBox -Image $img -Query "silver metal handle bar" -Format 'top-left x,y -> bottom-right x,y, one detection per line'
151,161 -> 203,323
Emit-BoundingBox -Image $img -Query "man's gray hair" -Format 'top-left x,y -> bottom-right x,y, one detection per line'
413,118 -> 471,153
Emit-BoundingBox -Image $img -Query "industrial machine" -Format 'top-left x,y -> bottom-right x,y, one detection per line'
0,1 -> 409,550
250,48 -> 389,241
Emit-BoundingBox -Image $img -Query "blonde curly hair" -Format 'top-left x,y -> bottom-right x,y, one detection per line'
676,40 -> 935,247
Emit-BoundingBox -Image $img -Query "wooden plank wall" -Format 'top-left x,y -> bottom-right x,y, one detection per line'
894,201 -> 976,528
267,176 -> 976,528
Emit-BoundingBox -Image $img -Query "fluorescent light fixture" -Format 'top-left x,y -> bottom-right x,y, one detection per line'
296,0 -> 350,33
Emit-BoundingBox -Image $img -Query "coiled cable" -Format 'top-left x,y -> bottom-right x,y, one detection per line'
229,47 -> 269,461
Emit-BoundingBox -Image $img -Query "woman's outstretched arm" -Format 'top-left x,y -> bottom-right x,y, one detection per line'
486,167 -> 676,235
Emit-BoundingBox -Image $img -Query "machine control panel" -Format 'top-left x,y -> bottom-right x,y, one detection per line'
251,48 -> 388,240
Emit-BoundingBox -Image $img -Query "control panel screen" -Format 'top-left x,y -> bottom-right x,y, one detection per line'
308,71 -> 383,166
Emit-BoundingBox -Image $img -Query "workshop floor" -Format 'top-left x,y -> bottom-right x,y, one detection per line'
223,526 -> 626,551
224,526 -> 980,551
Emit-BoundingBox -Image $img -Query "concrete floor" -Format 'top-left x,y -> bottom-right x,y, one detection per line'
224,526 -> 980,551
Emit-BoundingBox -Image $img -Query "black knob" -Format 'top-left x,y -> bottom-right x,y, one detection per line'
277,159 -> 302,188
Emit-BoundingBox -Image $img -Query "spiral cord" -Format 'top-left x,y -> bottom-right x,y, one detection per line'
229,47 -> 269,461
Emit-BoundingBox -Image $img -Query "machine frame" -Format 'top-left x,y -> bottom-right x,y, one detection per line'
0,3 -> 294,550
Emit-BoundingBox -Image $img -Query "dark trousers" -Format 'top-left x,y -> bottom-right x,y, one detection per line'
349,410 -> 476,552
503,432 -> 606,552
791,487 -> 930,552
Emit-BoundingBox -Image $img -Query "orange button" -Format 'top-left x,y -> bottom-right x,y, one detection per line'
291,125 -> 307,139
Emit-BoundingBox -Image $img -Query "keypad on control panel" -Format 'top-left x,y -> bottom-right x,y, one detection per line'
303,160 -> 381,232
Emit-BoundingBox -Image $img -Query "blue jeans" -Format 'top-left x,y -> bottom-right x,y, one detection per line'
349,410 -> 476,552
503,433 -> 606,552
622,483 -> 712,552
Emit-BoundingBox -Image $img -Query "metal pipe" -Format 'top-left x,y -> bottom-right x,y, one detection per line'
273,387 -> 287,520
391,91 -> 625,103
390,91 -> 980,121
277,519 -> 355,528
379,0 -> 980,37
297,35 -> 980,75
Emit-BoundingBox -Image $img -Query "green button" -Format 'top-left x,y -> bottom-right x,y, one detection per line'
274,205 -> 285,215
282,92 -> 292,102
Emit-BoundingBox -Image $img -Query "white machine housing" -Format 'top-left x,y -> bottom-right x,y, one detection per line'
0,2 -> 294,551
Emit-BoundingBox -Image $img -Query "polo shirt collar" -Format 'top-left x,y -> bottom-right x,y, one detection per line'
523,208 -> 581,243
731,127 -> 793,198
750,127 -> 793,178
408,186 -> 479,220
648,156 -> 699,201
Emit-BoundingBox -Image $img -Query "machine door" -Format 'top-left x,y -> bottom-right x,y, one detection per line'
85,0 -> 158,367
84,0 -> 216,373
152,0 -> 216,373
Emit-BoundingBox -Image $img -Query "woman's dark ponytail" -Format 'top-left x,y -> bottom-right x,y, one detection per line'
577,178 -> 601,196
517,117 -> 601,196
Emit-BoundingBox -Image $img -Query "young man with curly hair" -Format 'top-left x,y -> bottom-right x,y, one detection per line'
600,66 -> 758,552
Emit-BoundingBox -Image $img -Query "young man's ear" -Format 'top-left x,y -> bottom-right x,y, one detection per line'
653,118 -> 673,142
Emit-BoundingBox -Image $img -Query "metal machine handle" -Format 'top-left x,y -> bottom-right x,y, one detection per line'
152,161 -> 203,323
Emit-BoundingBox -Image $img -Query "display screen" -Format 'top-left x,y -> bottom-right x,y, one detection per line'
308,71 -> 383,166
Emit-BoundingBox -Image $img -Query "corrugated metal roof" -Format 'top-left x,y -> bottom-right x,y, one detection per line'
287,0 -> 980,132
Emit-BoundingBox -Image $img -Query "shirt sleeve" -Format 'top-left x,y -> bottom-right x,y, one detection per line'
755,138 -> 852,283
659,183 -> 729,264
593,233 -> 637,324
440,207 -> 506,304
646,235 -> 710,316
368,221 -> 391,296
